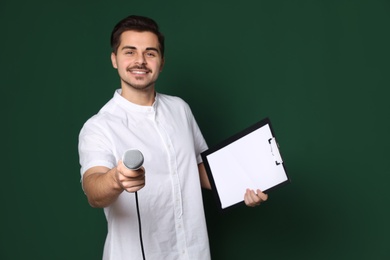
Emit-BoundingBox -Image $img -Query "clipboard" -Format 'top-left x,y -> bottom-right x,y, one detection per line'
201,117 -> 290,212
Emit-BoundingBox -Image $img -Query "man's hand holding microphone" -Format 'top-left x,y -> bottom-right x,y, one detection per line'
115,149 -> 145,193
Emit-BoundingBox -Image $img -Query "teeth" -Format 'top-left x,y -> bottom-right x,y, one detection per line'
131,71 -> 147,74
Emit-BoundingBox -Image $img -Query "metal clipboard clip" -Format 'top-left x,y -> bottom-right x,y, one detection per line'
268,137 -> 283,165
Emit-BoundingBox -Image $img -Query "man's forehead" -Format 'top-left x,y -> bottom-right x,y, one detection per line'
120,30 -> 159,45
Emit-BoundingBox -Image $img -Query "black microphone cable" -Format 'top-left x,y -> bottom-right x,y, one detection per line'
122,149 -> 146,260
135,191 -> 146,260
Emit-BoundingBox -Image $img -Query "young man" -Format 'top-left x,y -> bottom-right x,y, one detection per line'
78,15 -> 268,260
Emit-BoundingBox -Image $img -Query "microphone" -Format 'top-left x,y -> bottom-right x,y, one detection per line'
122,149 -> 144,170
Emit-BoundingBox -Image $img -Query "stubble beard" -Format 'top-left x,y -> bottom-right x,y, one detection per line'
122,77 -> 156,92
123,65 -> 156,91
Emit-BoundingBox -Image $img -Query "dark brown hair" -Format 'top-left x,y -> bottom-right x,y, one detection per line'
110,15 -> 165,57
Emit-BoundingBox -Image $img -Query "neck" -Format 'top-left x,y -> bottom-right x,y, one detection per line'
121,85 -> 156,106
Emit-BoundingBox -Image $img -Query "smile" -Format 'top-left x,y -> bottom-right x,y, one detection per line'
131,70 -> 148,74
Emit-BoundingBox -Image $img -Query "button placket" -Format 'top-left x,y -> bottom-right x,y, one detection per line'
153,115 -> 188,256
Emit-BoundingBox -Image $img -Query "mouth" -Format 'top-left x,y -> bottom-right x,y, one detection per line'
128,66 -> 151,75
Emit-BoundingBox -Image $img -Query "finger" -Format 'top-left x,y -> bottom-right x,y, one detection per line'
122,180 -> 146,193
244,189 -> 251,205
256,189 -> 268,202
249,190 -> 261,202
124,184 -> 145,193
115,165 -> 145,192
245,189 -> 257,207
247,189 -> 266,206
117,171 -> 145,183
118,161 -> 145,176
120,168 -> 145,179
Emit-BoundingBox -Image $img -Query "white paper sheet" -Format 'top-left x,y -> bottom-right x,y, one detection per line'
204,123 -> 288,209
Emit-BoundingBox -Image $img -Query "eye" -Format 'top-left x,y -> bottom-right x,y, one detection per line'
146,52 -> 156,57
125,51 -> 134,55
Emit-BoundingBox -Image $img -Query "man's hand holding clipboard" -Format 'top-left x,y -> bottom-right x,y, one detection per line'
201,117 -> 290,212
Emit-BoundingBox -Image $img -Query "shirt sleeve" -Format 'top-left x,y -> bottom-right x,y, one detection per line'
78,118 -> 116,177
183,102 -> 208,164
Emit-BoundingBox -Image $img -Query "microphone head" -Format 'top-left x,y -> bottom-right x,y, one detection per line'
122,149 -> 144,170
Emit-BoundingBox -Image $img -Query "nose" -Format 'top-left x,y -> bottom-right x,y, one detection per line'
135,53 -> 147,65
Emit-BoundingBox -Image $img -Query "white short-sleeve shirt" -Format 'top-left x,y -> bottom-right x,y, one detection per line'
78,90 -> 210,260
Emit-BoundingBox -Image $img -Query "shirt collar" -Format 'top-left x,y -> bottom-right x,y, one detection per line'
113,89 -> 158,113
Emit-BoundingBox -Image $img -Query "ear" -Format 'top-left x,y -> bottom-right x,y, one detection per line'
111,52 -> 118,69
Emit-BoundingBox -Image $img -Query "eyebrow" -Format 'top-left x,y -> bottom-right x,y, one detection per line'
121,46 -> 160,54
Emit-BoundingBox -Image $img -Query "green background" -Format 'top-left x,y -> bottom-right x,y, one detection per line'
1,0 -> 389,259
